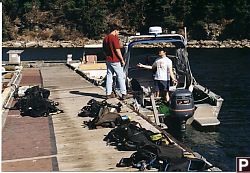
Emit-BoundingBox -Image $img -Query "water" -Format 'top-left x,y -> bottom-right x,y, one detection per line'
2,47 -> 250,171
184,48 -> 250,171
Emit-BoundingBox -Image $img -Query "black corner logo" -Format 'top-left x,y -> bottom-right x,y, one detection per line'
236,157 -> 250,172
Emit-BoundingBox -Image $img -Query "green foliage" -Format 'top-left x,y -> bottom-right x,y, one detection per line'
220,0 -> 250,39
2,0 -> 250,40
39,0 -> 58,10
144,0 -> 166,27
81,0 -> 108,39
124,0 -> 148,31
62,0 -> 82,22
2,12 -> 10,41
163,15 -> 178,31
23,1 -> 33,13
190,21 -> 207,40
2,0 -> 19,19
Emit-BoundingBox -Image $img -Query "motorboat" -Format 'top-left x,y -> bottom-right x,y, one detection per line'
121,27 -> 224,129
72,26 -> 223,130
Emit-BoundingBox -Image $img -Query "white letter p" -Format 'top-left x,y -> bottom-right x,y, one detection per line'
239,159 -> 249,171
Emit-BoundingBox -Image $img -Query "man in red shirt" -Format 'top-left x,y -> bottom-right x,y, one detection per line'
103,25 -> 127,100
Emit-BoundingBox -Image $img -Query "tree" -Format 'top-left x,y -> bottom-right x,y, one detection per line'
172,0 -> 192,22
190,21 -> 207,40
81,0 -> 108,39
2,0 -> 250,41
124,0 -> 147,32
2,12 -> 10,41
144,0 -> 167,28
2,0 -> 19,19
220,0 -> 250,39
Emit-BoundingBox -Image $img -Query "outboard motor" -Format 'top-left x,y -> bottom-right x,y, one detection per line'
169,89 -> 195,131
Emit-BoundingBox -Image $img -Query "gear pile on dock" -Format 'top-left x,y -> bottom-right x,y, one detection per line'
79,98 -> 212,171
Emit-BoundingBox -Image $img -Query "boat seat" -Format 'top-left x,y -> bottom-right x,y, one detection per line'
84,55 -> 97,64
193,104 -> 220,126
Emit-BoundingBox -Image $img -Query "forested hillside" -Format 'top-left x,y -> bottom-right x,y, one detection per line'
2,0 -> 250,41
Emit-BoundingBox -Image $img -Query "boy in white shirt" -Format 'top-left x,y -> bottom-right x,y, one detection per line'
137,48 -> 177,102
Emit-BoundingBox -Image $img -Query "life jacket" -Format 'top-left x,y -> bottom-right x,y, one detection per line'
104,121 -> 156,151
159,157 -> 212,172
116,144 -> 183,171
117,147 -> 158,171
78,99 -> 122,117
84,112 -> 126,129
117,144 -> 212,171
14,86 -> 62,117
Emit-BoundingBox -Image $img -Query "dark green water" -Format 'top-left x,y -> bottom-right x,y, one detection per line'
2,47 -> 250,171
184,48 -> 250,171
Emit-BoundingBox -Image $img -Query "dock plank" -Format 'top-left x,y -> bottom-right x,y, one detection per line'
2,68 -> 56,171
41,65 -> 139,171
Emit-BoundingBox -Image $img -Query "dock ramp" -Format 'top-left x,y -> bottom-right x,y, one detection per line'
193,104 -> 220,126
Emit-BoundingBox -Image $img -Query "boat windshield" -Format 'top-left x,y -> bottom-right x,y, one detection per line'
127,41 -> 179,68
125,39 -> 190,89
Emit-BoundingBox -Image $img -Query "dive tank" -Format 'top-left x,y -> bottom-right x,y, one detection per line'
169,89 -> 195,131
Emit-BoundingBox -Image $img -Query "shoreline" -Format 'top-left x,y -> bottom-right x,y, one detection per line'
2,39 -> 250,48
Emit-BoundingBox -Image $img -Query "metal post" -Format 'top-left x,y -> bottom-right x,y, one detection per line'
184,27 -> 187,45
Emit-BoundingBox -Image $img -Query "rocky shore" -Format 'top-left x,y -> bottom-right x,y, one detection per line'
2,39 -> 250,48
187,39 -> 250,48
2,40 -> 99,48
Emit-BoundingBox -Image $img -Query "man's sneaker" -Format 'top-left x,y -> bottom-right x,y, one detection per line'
106,93 -> 116,99
120,94 -> 130,100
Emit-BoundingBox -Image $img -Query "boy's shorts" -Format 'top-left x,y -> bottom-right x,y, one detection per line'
154,80 -> 170,92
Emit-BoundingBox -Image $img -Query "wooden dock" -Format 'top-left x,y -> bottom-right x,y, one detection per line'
2,63 -> 221,171
2,64 -> 160,171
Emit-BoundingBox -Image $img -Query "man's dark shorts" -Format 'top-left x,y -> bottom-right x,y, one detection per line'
154,80 -> 170,92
